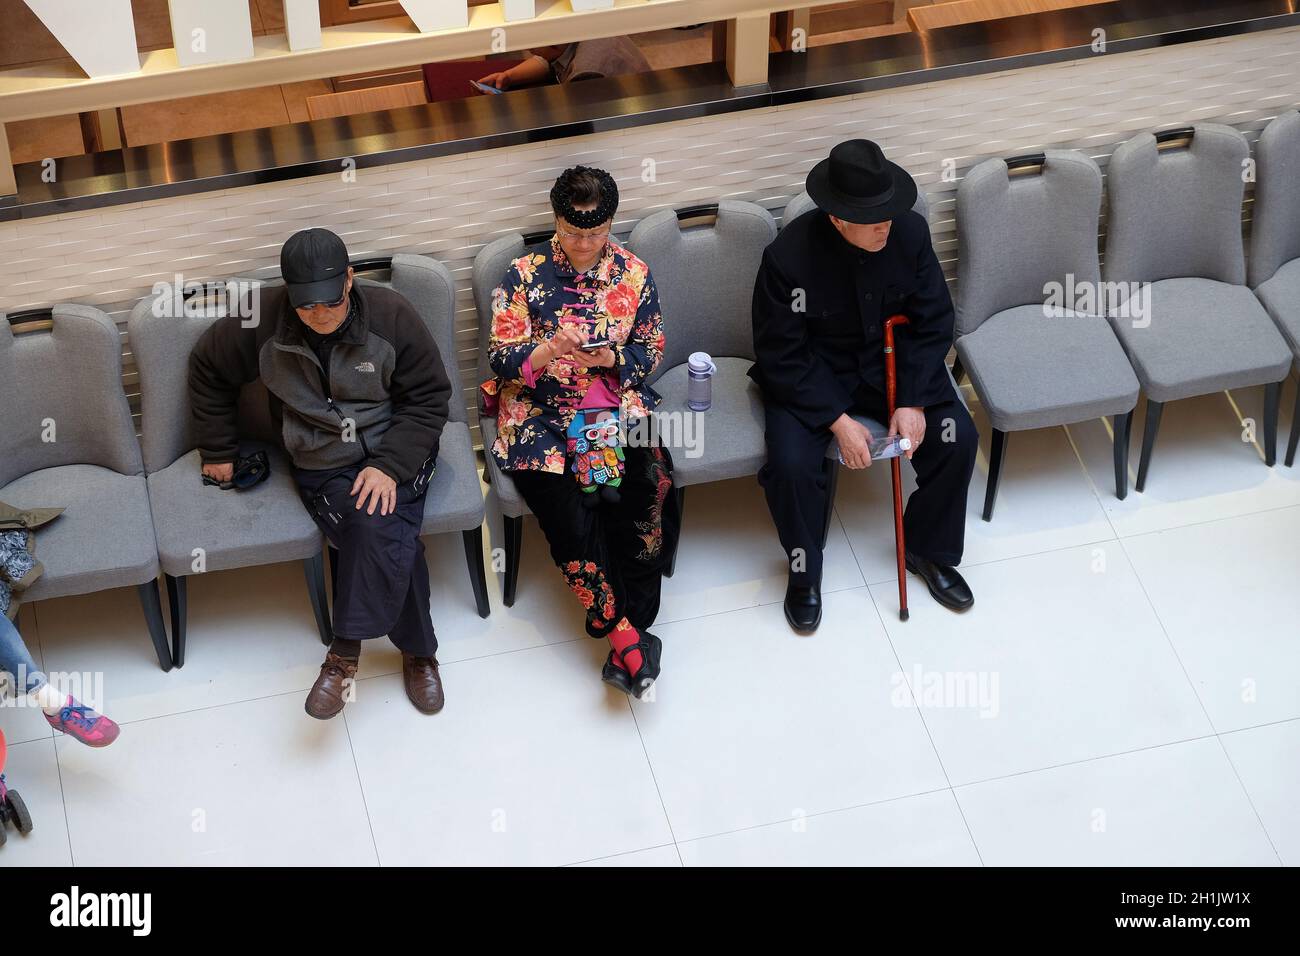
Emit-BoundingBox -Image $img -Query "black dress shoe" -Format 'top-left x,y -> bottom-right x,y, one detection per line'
784,582 -> 822,633
904,551 -> 974,611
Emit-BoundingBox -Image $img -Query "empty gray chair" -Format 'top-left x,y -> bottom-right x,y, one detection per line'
625,200 -> 779,557
1104,123 -> 1292,490
1250,109 -> 1300,467
0,305 -> 171,670
472,229 -> 550,607
130,286 -> 328,667
955,150 -> 1139,519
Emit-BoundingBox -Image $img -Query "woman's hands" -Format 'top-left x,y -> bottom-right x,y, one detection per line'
529,328 -> 616,373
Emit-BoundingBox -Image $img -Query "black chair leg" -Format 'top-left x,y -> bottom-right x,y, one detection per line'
982,428 -> 1008,521
665,485 -> 686,578
462,527 -> 491,619
164,574 -> 188,668
1135,399 -> 1164,493
1113,410 -> 1133,500
136,579 -> 173,672
502,514 -> 523,607
820,458 -> 840,550
951,354 -> 965,385
1287,383 -> 1300,467
303,552 -> 331,646
1263,380 -> 1280,467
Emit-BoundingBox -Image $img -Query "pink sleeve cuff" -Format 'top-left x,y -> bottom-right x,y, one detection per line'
521,353 -> 539,388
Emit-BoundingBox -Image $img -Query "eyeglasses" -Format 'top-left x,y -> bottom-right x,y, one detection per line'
297,288 -> 348,310
556,228 -> 610,244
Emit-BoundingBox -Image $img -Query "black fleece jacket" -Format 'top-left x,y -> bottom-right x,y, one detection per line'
189,283 -> 451,484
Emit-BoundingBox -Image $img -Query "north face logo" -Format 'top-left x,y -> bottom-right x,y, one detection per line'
354,361 -> 375,373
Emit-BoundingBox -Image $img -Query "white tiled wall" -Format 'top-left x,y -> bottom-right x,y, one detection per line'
2,25 -> 1298,429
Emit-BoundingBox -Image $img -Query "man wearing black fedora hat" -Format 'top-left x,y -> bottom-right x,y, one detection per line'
750,139 -> 978,632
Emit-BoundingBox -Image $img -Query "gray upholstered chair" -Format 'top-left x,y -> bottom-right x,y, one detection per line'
1104,123 -> 1292,490
352,255 -> 489,619
0,305 -> 171,671
1249,109 -> 1300,467
472,229 -> 551,607
955,150 -> 1140,519
130,286 -> 328,667
625,200 -> 779,562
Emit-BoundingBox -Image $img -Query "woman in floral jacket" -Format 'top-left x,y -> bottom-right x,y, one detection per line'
485,166 -> 679,698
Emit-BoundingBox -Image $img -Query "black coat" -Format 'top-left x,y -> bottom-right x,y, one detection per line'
749,208 -> 956,431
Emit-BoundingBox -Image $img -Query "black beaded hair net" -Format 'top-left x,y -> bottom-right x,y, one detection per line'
550,166 -> 619,229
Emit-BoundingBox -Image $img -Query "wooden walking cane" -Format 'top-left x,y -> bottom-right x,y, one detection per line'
883,313 -> 910,621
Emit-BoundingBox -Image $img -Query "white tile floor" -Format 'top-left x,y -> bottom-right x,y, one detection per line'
2,383 -> 1297,866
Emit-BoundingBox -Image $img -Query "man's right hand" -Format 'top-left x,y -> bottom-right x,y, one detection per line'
202,462 -> 234,483
831,414 -> 873,469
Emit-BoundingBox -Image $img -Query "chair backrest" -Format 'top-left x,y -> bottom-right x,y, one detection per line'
1103,122 -> 1249,286
625,200 -> 777,380
472,230 -> 546,400
781,187 -> 930,228
0,304 -> 143,487
128,285 -> 279,474
956,149 -> 1103,336
362,254 -> 465,424
130,253 -> 460,474
1249,109 -> 1300,288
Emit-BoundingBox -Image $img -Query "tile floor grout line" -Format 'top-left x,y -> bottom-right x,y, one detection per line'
561,841 -> 680,868
1211,732 -> 1285,866
664,784 -> 961,850
949,731 -> 1227,790
341,709 -> 384,868
28,602 -> 75,864
626,696 -> 685,867
833,500 -> 985,866
1110,498 -> 1300,542
1113,533 -> 1286,865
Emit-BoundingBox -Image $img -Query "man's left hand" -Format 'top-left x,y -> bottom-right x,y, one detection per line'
889,406 -> 925,460
351,466 -> 397,516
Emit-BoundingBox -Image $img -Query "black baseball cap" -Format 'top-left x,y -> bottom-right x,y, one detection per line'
281,228 -> 350,308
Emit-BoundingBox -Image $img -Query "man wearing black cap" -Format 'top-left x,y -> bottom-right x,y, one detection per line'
751,139 -> 978,632
190,228 -> 453,717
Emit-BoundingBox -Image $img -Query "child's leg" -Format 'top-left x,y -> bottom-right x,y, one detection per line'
0,611 -> 50,701
2,612 -> 120,747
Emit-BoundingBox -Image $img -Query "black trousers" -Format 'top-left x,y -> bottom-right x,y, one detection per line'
511,445 -> 679,639
759,381 -> 978,587
295,456 -> 438,656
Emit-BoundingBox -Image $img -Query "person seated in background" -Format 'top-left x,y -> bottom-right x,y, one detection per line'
483,165 -> 678,699
475,37 -> 651,90
750,139 -> 979,633
189,228 -> 452,721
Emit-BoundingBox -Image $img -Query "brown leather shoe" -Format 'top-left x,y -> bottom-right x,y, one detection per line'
402,653 -> 445,714
305,652 -> 359,720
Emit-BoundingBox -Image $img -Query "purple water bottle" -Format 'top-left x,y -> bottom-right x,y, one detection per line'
687,352 -> 717,411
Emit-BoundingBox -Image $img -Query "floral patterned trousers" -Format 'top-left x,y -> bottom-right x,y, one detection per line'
510,444 -> 680,639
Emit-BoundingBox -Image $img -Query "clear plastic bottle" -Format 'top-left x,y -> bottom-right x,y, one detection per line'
839,435 -> 911,464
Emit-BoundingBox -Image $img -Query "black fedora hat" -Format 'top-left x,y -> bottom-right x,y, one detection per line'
806,139 -> 917,224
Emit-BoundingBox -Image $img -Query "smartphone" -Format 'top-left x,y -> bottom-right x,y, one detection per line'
470,80 -> 504,95
578,339 -> 611,351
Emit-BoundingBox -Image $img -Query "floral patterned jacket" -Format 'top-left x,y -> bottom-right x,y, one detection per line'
484,236 -> 665,474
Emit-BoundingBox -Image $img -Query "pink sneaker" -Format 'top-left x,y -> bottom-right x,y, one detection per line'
45,696 -> 120,748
